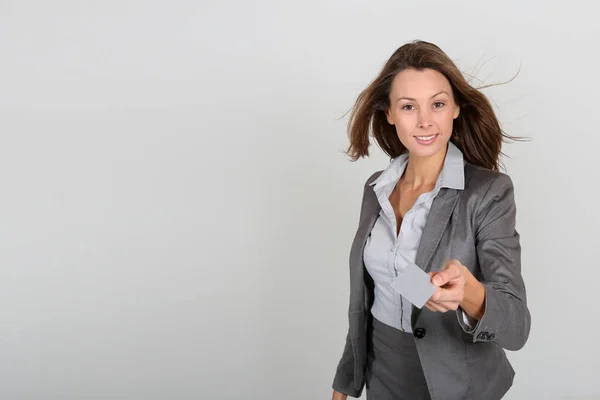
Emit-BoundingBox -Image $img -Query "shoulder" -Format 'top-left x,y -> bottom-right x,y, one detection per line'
464,162 -> 514,196
463,163 -> 517,219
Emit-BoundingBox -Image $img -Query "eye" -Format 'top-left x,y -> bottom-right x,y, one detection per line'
433,102 -> 445,108
402,104 -> 415,111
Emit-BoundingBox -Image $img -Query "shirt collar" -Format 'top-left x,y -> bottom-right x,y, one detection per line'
369,141 -> 465,190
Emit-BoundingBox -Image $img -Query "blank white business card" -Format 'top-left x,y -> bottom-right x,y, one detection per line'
390,260 -> 438,309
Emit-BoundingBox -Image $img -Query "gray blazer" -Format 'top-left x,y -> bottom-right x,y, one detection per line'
332,162 -> 531,400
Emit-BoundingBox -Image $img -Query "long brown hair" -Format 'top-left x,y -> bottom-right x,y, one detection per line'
346,40 -> 519,171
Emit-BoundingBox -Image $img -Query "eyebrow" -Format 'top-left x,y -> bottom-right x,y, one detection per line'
396,90 -> 450,102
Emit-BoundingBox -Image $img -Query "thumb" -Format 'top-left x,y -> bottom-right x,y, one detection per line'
428,272 -> 439,285
432,271 -> 448,287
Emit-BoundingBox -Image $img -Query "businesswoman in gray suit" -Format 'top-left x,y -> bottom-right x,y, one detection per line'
331,40 -> 531,400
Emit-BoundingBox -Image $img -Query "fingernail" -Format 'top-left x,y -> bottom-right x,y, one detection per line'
433,276 -> 442,286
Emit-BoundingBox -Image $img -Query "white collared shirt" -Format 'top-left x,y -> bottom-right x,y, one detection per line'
364,142 -> 470,332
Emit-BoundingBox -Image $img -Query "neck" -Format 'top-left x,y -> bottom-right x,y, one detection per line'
403,145 -> 448,190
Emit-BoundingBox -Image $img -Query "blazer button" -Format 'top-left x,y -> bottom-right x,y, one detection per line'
414,327 -> 426,339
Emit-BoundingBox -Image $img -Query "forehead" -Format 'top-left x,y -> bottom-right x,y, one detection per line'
390,68 -> 452,97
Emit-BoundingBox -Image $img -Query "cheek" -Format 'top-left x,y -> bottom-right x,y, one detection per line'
393,122 -> 413,141
391,114 -> 414,136
437,111 -> 456,133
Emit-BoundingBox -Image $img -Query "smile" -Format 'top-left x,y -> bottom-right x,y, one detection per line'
414,134 -> 439,145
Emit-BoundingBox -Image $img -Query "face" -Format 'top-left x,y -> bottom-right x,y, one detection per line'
386,68 -> 460,159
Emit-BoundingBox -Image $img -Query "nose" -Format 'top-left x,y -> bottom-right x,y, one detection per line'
417,109 -> 433,129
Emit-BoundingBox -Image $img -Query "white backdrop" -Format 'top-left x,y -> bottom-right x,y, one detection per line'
1,1 -> 599,399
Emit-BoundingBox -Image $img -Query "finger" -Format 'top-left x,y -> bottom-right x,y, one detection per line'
434,287 -> 463,303
427,272 -> 437,285
432,271 -> 450,287
428,271 -> 437,285
439,301 -> 459,311
427,298 -> 457,312
425,300 -> 439,312
432,262 -> 462,287
426,300 -> 449,312
428,271 -> 438,284
429,287 -> 443,302
430,287 -> 441,302
427,291 -> 444,307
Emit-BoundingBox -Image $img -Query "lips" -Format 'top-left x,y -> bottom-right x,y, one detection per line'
414,134 -> 439,145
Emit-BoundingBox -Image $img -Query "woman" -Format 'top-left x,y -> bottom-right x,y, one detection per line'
331,41 -> 531,400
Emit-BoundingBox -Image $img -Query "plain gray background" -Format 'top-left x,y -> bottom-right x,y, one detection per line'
1,1 -> 599,399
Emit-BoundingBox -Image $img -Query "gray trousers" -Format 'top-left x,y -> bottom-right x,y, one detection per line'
366,317 -> 431,400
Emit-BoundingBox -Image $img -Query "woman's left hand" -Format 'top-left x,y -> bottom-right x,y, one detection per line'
425,260 -> 467,313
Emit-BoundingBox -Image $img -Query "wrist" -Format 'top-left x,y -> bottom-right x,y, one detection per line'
460,270 -> 485,320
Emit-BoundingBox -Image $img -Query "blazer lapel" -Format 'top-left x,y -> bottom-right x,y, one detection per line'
411,188 -> 461,326
415,188 -> 460,272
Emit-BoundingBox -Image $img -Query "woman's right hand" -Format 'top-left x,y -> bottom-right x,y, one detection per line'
332,390 -> 348,400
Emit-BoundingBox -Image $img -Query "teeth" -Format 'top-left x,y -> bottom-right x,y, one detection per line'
416,135 -> 436,140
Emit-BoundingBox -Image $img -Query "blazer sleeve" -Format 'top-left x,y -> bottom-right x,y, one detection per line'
331,172 -> 381,398
459,173 -> 532,351
332,331 -> 362,397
